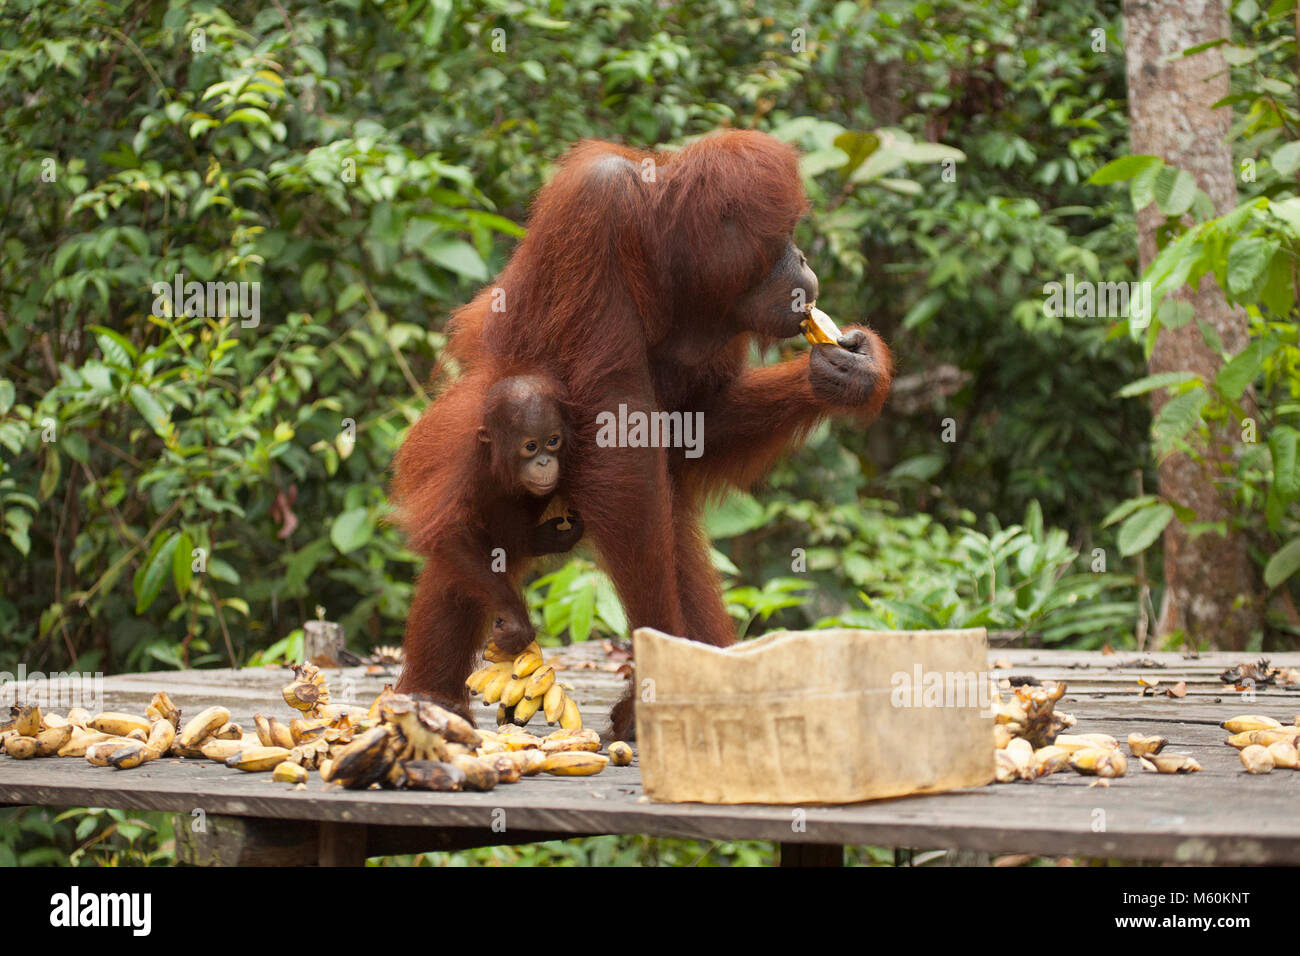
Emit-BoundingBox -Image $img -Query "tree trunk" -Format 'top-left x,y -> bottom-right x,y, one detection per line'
1122,0 -> 1262,649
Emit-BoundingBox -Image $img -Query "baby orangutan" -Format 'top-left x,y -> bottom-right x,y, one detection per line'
391,372 -> 582,722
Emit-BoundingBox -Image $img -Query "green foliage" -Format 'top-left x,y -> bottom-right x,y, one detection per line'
0,0 -> 1201,865
1092,2 -> 1300,632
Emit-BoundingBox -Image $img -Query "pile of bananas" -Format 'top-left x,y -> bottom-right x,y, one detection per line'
1220,714 -> 1300,774
993,679 -> 1212,783
993,681 -> 1153,783
0,693 -> 184,769
1,661 -> 634,790
326,688 -> 617,790
466,641 -> 583,731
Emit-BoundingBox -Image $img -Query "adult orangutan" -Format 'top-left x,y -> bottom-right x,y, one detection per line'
400,129 -> 891,739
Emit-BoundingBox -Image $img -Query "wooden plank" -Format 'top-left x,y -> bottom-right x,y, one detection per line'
319,821 -> 367,867
2,646 -> 1300,864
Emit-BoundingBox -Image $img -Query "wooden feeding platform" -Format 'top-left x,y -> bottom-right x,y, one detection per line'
2,643 -> 1300,866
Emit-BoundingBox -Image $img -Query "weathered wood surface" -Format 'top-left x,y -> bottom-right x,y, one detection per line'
4,645 -> 1300,863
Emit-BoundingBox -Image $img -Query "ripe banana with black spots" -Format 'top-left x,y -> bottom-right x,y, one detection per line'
541,751 -> 608,776
88,712 -> 151,738
226,746 -> 292,772
178,706 -> 231,749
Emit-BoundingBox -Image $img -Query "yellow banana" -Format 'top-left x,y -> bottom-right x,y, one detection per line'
88,712 -> 151,738
503,733 -> 544,752
466,663 -> 506,694
511,652 -> 543,680
1222,715 -> 1282,734
215,722 -> 243,740
12,705 -> 41,737
500,677 -> 528,708
524,665 -> 555,700
541,751 -> 609,776
66,708 -> 92,728
481,670 -> 511,705
58,729 -> 115,758
41,713 -> 69,730
559,696 -> 582,731
1226,728 -> 1300,749
512,694 -> 542,725
272,761 -> 309,784
6,736 -> 37,759
201,738 -> 246,761
178,706 -> 231,749
608,741 -> 634,766
109,741 -> 159,770
34,724 -> 73,757
147,719 -> 176,755
145,691 -> 181,729
541,729 -> 600,753
543,684 -> 566,724
226,746 -> 292,772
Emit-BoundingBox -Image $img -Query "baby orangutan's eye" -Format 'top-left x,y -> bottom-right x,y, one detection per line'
523,440 -> 538,455
546,435 -> 561,449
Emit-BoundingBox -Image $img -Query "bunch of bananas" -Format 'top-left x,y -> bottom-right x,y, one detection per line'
1220,714 -> 1300,774
325,691 -> 613,790
465,641 -> 583,731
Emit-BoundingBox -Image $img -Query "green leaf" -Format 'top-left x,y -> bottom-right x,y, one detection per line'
89,326 -> 137,367
129,384 -> 170,434
569,584 -> 595,642
0,379 -> 13,415
1088,154 -> 1162,185
1116,371 -> 1198,398
704,492 -> 766,538
1152,386 -> 1209,452
224,107 -> 272,127
330,507 -> 374,553
134,532 -> 180,613
1265,538 -> 1300,589
833,131 -> 880,179
421,238 -> 488,281
1157,299 -> 1193,329
1270,425 -> 1300,501
1102,495 -> 1161,528
1216,337 -> 1277,399
336,282 -> 366,313
1226,236 -> 1278,297
1154,166 -> 1196,217
1272,141 -> 1300,177
38,449 -> 59,502
1117,503 -> 1174,556
173,530 -> 193,596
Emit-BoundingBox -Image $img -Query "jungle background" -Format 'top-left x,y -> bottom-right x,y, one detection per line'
2,0 -> 1298,865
